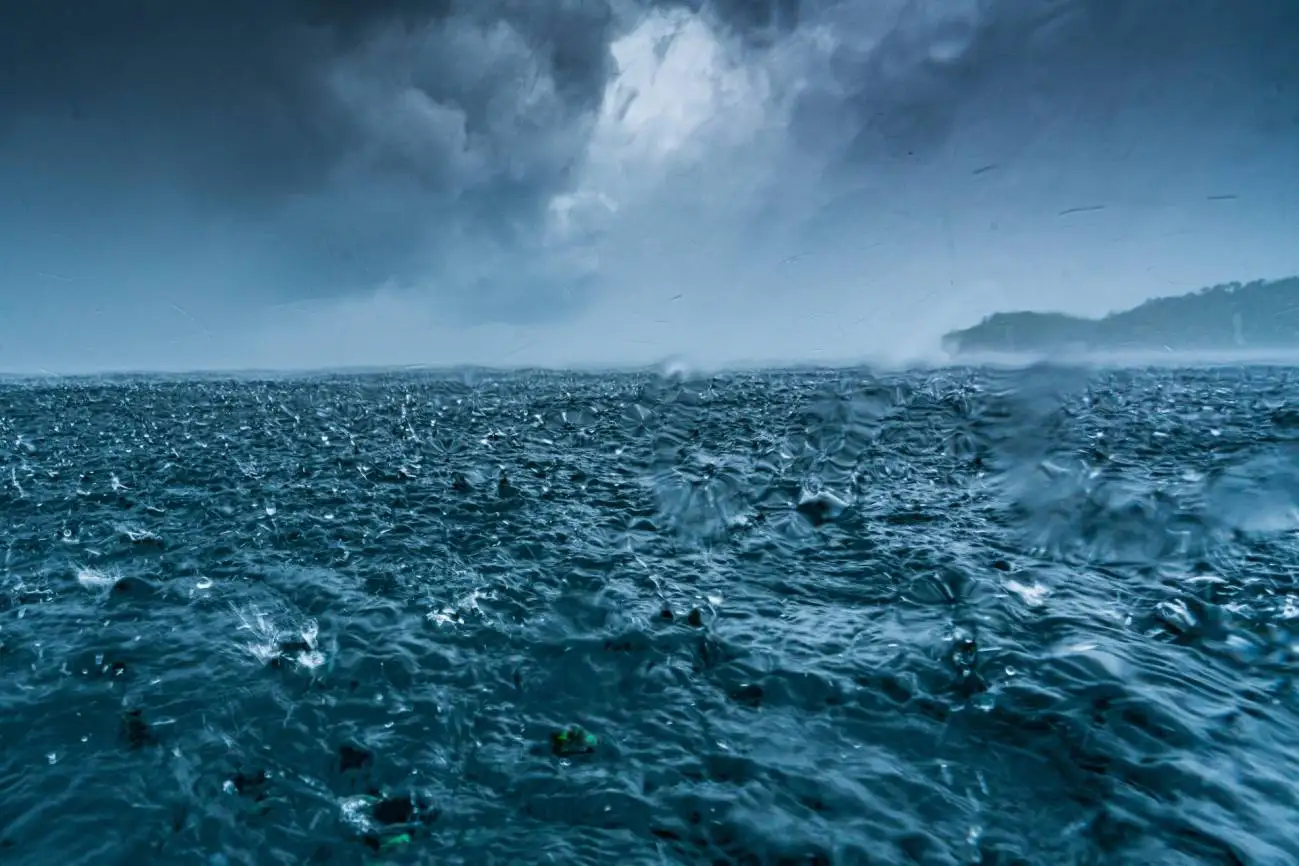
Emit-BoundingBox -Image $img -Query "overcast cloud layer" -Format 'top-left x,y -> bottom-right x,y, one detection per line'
1,0 -> 1296,372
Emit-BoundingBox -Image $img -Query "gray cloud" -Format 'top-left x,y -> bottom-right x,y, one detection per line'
0,0 -> 625,302
0,0 -> 1296,371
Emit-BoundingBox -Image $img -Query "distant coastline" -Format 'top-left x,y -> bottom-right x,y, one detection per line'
942,277 -> 1299,357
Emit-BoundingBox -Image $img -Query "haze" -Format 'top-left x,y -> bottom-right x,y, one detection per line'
2,0 -> 1296,373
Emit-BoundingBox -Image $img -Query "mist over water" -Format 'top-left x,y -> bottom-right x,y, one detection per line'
4,364 -> 1299,863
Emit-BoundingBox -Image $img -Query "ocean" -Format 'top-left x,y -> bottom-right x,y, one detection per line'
2,364 -> 1297,865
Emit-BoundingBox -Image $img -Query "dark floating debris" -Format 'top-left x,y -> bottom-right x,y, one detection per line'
231,769 -> 270,803
119,708 -> 156,749
336,743 -> 375,775
111,575 -> 159,598
550,725 -> 598,757
729,682 -> 765,708
372,793 -> 415,825
357,790 -> 440,853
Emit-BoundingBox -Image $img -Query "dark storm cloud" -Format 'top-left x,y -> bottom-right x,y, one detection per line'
0,1 -> 620,192
0,0 -> 623,303
790,0 -> 1299,166
3,2 -> 347,202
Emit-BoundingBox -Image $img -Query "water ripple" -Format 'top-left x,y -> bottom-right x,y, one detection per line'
1,365 -> 1298,863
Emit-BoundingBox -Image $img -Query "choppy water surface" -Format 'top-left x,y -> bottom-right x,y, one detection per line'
3,365 -> 1299,865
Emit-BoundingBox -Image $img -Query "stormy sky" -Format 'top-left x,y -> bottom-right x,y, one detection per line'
1,0 -> 1296,373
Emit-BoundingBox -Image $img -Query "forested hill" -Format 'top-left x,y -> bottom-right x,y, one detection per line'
942,277 -> 1299,355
